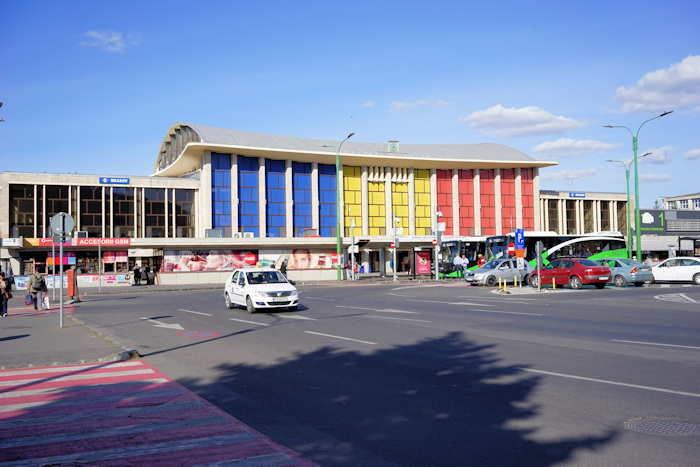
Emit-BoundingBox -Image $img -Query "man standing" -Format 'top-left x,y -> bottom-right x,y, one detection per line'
133,265 -> 141,286
453,254 -> 463,278
461,254 -> 469,277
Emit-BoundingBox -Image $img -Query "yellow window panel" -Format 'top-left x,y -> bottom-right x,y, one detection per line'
417,193 -> 430,206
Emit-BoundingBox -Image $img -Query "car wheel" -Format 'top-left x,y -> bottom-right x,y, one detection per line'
225,292 -> 234,309
613,275 -> 627,287
288,305 -> 298,311
530,275 -> 539,288
594,283 -> 606,289
693,273 -> 700,285
246,296 -> 256,314
485,275 -> 497,287
569,276 -> 582,290
634,282 -> 645,287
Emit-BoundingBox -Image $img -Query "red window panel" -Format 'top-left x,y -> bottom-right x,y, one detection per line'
521,168 -> 535,230
458,170 -> 474,235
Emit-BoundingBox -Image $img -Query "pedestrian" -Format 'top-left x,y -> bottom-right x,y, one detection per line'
26,266 -> 48,311
0,272 -> 8,317
6,265 -> 14,292
644,256 -> 653,266
280,259 -> 288,278
133,265 -> 141,286
453,254 -> 463,278
353,262 -> 359,280
461,254 -> 469,276
405,258 -> 412,276
144,265 -> 151,285
477,254 -> 486,268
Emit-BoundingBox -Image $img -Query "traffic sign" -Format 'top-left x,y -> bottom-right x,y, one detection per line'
508,242 -> 515,255
432,238 -> 437,246
515,228 -> 525,249
391,242 -> 395,249
50,212 -> 74,236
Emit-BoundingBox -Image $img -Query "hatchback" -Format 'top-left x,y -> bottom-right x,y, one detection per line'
594,257 -> 653,287
465,258 -> 533,286
224,267 -> 299,313
530,257 -> 611,289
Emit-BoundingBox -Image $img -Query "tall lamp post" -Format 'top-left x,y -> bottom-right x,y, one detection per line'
604,111 -> 672,260
323,132 -> 355,281
606,152 -> 651,259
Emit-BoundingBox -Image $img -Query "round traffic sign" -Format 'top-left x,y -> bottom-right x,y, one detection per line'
50,212 -> 75,235
432,238 -> 437,246
508,242 -> 515,254
391,242 -> 395,249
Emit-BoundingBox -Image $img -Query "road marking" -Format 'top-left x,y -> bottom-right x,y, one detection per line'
229,318 -> 270,326
363,315 -> 432,323
407,299 -> 494,307
141,317 -> 185,330
467,309 -> 543,316
390,285 -> 442,290
270,314 -> 317,320
304,296 -> 336,301
611,339 -> 700,350
178,309 -> 212,316
458,296 -> 537,303
336,305 -> 419,314
654,293 -> 699,304
518,368 -> 700,398
304,331 -> 377,345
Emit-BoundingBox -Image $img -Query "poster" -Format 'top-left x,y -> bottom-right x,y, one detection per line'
416,251 -> 431,274
162,250 -> 259,272
285,249 -> 338,270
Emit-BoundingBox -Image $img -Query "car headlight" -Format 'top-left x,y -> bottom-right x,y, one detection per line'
254,291 -> 267,298
290,290 -> 298,297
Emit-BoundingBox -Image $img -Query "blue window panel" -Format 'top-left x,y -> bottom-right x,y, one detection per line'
212,188 -> 218,201
296,176 -> 311,190
218,216 -> 231,227
319,226 -> 331,237
319,177 -> 330,190
243,172 -> 258,187
319,204 -> 331,216
267,159 -> 285,173
321,191 -> 336,204
267,229 -> 278,238
267,203 -> 278,216
293,189 -> 305,201
223,171 -> 230,186
238,155 -> 257,171
218,187 -> 230,201
273,216 -> 286,227
248,226 -> 260,236
213,171 -> 223,187
319,163 -> 336,175
239,188 -> 252,202
224,202 -> 230,215
240,215 -> 252,227
213,202 -> 225,215
297,204 -> 312,216
292,162 -> 310,174
269,190 -> 284,203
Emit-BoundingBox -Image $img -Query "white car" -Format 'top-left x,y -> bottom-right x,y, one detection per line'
224,267 -> 299,313
651,257 -> 700,285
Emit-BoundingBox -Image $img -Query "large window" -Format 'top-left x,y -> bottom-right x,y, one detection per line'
113,187 -> 134,238
145,188 -> 167,237
547,199 -> 559,232
521,169 -> 535,230
293,162 -> 312,237
318,163 -> 336,237
458,170 -> 474,235
9,184 -> 35,238
500,169 -> 516,233
175,189 -> 195,237
266,159 -> 286,238
80,186 -> 103,237
600,201 -> 610,231
436,170 -> 452,236
566,200 -> 577,234
414,169 -> 430,236
212,153 -> 232,237
368,181 -> 385,236
584,200 -> 594,233
344,165 -> 362,237
238,155 -> 259,237
479,170 -> 495,235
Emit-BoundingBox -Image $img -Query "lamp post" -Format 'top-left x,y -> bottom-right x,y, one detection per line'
322,132 -> 355,281
604,111 -> 672,260
606,152 -> 651,259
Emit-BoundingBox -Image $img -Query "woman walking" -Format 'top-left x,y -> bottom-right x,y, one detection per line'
26,266 -> 48,311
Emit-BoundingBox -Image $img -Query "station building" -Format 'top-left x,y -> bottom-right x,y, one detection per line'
1,123 -> 558,284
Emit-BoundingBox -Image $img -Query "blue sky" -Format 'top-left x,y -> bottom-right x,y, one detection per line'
1,1 -> 699,208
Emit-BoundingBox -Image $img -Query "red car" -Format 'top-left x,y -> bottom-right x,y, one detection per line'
531,257 -> 611,289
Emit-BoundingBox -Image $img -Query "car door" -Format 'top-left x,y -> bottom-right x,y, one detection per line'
230,271 -> 246,305
678,259 -> 700,281
541,259 -> 560,285
557,260 -> 575,285
654,259 -> 677,281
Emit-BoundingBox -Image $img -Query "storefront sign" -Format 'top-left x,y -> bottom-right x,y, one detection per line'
99,177 -> 130,185
1,238 -> 22,247
77,238 -> 131,247
569,192 -> 586,198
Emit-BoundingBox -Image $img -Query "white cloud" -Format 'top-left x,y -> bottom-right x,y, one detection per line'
360,100 -> 375,108
531,138 -> 622,159
460,105 -> 587,138
81,30 -> 140,53
683,148 -> 700,160
539,168 -> 599,182
612,55 -> 700,113
640,146 -> 675,164
639,173 -> 672,183
389,100 -> 450,113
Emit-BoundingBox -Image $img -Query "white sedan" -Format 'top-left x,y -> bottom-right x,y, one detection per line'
651,257 -> 700,285
224,267 -> 299,313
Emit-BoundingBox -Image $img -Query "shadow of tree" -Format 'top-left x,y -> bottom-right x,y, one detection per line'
177,331 -> 615,466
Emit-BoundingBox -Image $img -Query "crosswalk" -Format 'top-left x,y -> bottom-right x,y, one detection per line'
0,360 -> 315,466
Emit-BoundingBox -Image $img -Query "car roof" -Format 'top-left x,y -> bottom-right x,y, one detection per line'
235,267 -> 279,272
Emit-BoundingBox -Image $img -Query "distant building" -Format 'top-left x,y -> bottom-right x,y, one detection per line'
659,193 -> 700,210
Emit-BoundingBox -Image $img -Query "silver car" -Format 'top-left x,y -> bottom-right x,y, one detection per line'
594,257 -> 653,287
465,259 -> 533,286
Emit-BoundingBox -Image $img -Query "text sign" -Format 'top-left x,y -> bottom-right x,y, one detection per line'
569,192 -> 586,198
77,238 -> 132,247
99,177 -> 130,185
515,228 -> 525,249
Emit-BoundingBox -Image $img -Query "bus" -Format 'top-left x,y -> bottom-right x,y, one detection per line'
439,236 -> 487,277
485,231 -> 628,265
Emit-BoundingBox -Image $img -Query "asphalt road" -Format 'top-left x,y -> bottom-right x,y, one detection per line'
76,283 -> 700,466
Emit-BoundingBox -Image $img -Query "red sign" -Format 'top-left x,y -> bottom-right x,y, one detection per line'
432,239 -> 437,246
331,252 -> 338,264
508,242 -> 515,254
244,252 -> 257,265
77,238 -> 131,247
391,242 -> 395,249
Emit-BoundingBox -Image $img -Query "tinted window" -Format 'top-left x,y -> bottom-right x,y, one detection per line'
578,259 -> 599,266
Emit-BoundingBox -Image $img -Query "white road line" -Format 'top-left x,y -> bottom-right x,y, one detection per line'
336,305 -> 419,314
407,299 -> 494,307
363,315 -> 432,323
679,293 -> 698,303
304,331 -> 377,345
229,318 -> 270,326
458,296 -> 537,303
304,296 -> 336,301
467,309 -> 543,316
390,285 -> 442,290
178,309 -> 212,316
611,339 -> 700,350
518,368 -> 700,398
270,314 -> 317,320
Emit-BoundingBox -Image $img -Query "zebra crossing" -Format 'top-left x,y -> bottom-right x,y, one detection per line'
0,360 -> 315,466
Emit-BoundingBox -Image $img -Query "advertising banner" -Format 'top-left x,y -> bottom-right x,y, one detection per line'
416,251 -> 431,274
162,250 -> 259,272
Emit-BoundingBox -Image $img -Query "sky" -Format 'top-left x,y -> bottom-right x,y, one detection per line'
1,0 -> 699,208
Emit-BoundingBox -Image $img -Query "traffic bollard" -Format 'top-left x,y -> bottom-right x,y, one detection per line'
552,278 -> 556,290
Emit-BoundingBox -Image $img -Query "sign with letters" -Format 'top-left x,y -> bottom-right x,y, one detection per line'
99,177 -> 130,185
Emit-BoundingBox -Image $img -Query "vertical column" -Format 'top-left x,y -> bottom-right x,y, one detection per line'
338,163 -> 345,238
109,187 -> 114,238
408,168 -> 415,236
259,157 -> 267,238
385,166 -> 393,236
171,189 -> 176,238
452,169 -> 459,236
495,169 -> 502,234
559,199 -> 566,234
361,165 -> 369,237
285,160 -> 293,237
231,154 -> 239,235
533,168 -> 541,232
430,169 -> 437,236
311,162 -> 319,231
473,169 -> 481,235
164,188 -> 169,238
541,198 -> 547,231
515,168 -> 523,229
102,187 -> 107,238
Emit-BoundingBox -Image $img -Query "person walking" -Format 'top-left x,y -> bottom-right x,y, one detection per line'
133,265 -> 141,286
453,254 -> 463,278
461,254 -> 469,277
6,265 -> 14,292
405,258 -> 412,276
279,259 -> 288,279
26,266 -> 48,311
144,265 -> 151,285
0,272 -> 9,317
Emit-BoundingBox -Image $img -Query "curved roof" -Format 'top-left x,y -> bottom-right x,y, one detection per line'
153,123 -> 556,177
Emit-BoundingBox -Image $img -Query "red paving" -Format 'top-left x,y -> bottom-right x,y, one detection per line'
0,360 -> 316,466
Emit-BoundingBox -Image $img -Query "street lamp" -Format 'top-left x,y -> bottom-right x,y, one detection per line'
322,132 -> 355,281
606,152 -> 651,259
604,111 -> 672,260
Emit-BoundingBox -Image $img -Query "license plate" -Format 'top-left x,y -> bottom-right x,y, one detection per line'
599,276 -> 609,281
270,297 -> 286,302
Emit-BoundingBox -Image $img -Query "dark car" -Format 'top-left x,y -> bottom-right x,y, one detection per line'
530,257 -> 611,289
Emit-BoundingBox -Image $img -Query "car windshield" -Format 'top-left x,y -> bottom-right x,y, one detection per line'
579,259 -> 600,266
246,271 -> 288,284
618,258 -> 641,266
481,260 -> 500,269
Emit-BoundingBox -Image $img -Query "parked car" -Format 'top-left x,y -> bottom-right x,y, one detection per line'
593,257 -> 653,287
530,257 -> 611,289
465,258 -> 533,286
651,257 -> 700,285
224,267 -> 299,313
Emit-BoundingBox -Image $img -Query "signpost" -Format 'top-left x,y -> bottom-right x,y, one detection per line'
50,213 -> 74,328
